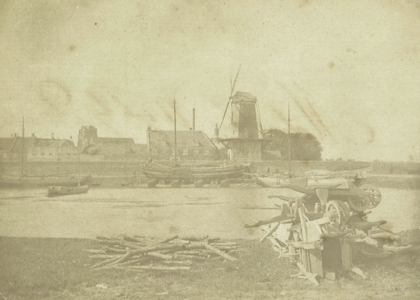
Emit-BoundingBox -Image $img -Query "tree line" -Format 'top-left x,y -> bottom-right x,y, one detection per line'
263,129 -> 322,161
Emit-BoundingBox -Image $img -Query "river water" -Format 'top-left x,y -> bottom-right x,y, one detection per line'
0,187 -> 418,239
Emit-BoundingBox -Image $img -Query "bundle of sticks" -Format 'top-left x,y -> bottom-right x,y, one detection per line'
85,235 -> 239,272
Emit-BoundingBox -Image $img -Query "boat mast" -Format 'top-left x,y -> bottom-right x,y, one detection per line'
77,150 -> 80,187
288,103 -> 292,178
21,116 -> 25,176
174,99 -> 177,162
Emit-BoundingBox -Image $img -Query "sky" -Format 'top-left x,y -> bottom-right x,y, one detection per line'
1,0 -> 419,162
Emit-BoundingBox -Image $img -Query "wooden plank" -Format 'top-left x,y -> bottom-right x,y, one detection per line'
272,223 -> 293,243
202,243 -> 237,262
147,252 -> 173,260
308,248 -> 323,277
260,222 -> 280,243
341,239 -> 352,270
298,208 -> 308,242
131,244 -> 185,255
297,262 -> 319,286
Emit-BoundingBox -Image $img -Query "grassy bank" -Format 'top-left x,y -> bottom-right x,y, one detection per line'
1,237 -> 419,300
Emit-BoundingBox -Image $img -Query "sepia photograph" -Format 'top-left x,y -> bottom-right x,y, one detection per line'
0,0 -> 419,299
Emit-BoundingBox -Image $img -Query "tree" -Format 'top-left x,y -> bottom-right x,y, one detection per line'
263,129 -> 322,161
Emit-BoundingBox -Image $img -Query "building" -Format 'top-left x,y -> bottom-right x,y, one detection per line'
146,127 -> 218,161
0,134 -> 77,162
78,125 -> 143,160
0,135 -> 23,161
218,91 -> 264,161
28,136 -> 78,162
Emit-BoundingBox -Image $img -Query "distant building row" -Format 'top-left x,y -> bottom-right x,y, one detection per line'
1,91 -> 279,162
0,126 -> 221,162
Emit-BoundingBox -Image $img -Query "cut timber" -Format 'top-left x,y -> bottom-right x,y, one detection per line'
91,255 -> 124,269
154,235 -> 178,245
109,251 -> 132,266
129,266 -> 191,271
131,244 -> 185,255
202,243 -> 237,262
89,254 -> 120,259
115,257 -> 149,267
123,235 -> 149,245
97,239 -> 121,246
159,260 -> 192,266
297,262 -> 319,286
210,242 -> 237,247
147,252 -> 173,260
84,249 -> 106,254
351,267 -> 367,279
260,222 -> 280,243
174,254 -> 206,261
119,240 -> 144,249
179,235 -> 208,241
161,260 -> 193,266
105,247 -> 128,254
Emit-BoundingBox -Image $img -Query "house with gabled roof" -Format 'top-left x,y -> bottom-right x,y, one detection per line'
146,127 -> 218,161
0,134 -> 78,162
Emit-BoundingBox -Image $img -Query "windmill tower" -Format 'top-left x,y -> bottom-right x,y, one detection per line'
218,68 -> 264,161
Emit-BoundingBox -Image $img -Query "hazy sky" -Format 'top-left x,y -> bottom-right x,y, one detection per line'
1,0 -> 419,161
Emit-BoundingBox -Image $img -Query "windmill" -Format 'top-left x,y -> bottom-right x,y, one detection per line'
219,66 -> 241,131
218,66 -> 264,161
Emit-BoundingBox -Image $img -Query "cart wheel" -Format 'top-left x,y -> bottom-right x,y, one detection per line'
347,196 -> 370,212
359,184 -> 382,209
326,200 -> 347,227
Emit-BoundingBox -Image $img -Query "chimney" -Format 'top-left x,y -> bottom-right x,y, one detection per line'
51,133 -> 55,140
214,124 -> 219,139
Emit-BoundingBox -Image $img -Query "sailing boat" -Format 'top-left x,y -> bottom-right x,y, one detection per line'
141,99 -> 249,184
47,146 -> 89,197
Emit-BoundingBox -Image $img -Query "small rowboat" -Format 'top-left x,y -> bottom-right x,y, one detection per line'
47,185 -> 89,197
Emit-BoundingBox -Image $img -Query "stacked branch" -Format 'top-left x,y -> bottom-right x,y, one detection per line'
85,235 -> 239,272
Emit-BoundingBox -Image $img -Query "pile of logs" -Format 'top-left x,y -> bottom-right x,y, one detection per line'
85,235 -> 239,272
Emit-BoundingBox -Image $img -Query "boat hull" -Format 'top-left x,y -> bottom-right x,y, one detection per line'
141,164 -> 248,180
47,185 -> 89,197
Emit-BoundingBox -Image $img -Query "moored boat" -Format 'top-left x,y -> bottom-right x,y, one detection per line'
47,185 -> 89,197
141,162 -> 249,180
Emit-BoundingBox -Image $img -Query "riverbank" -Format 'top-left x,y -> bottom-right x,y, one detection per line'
88,174 -> 420,190
0,237 -> 419,300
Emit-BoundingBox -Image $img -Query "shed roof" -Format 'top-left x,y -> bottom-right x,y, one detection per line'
94,137 -> 135,144
0,137 -> 73,152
